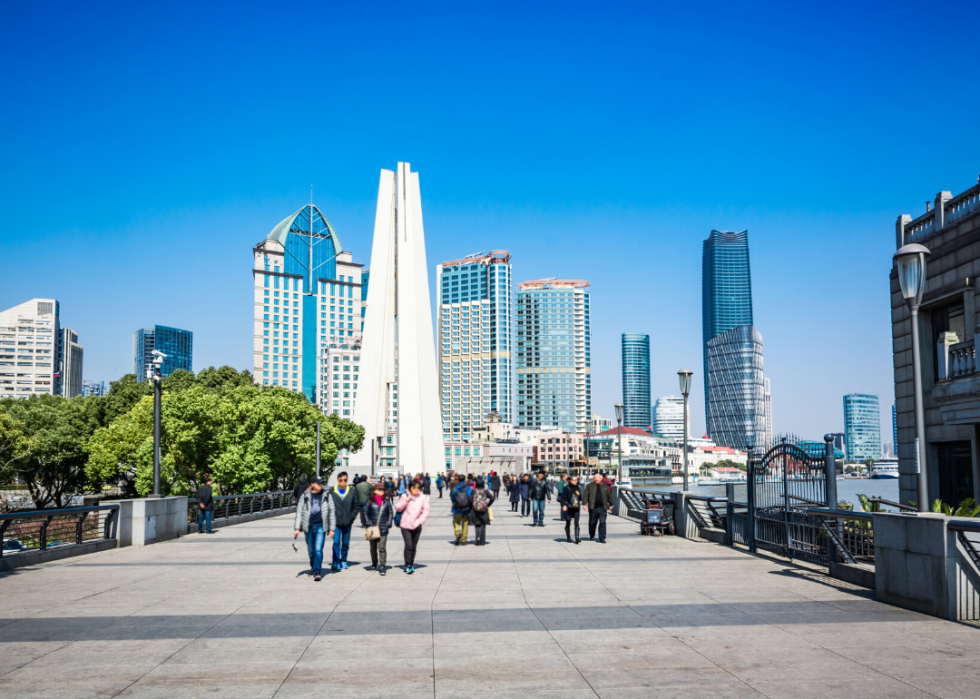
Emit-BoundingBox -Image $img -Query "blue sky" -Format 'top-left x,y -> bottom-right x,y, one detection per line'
2,0 -> 978,439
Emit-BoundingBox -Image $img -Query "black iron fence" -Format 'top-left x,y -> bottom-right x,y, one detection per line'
187,490 -> 293,525
0,504 -> 119,557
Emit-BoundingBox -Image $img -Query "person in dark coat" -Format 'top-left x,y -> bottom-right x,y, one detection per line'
422,475 -> 432,496
507,477 -> 520,512
519,474 -> 531,518
469,476 -> 496,546
559,475 -> 583,544
330,472 -> 358,570
292,474 -> 309,502
583,472 -> 614,543
490,472 -> 501,501
196,476 -> 215,534
361,481 -> 394,576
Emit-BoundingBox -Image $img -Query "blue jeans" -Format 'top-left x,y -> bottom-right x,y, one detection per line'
306,524 -> 325,573
197,509 -> 212,533
532,499 -> 547,525
332,524 -> 352,567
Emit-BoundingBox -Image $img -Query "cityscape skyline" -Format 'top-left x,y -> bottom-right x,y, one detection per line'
3,3 -> 975,441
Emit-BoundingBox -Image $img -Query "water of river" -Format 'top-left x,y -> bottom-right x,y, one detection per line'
631,478 -> 900,511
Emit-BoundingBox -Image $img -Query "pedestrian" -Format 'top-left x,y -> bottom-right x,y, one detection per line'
559,475 -> 583,544
583,472 -> 614,543
395,478 -> 430,574
292,473 -> 309,502
422,475 -> 431,496
196,476 -> 215,534
451,475 -> 472,545
361,481 -> 394,576
490,472 -> 501,501
507,476 -> 520,512
557,473 -> 569,498
436,474 -> 444,498
355,474 -> 372,516
529,470 -> 551,527
293,476 -> 336,581
470,476 -> 495,546
519,474 -> 531,517
398,476 -> 407,496
330,472 -> 357,570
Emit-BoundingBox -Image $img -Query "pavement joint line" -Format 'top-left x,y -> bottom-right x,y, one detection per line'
430,516 -> 457,699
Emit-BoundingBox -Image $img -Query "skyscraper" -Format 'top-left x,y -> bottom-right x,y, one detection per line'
844,393 -> 881,462
59,328 -> 83,398
652,395 -> 685,439
351,163 -> 443,474
82,380 -> 106,397
134,326 -> 192,380
437,251 -> 513,441
621,333 -> 651,429
516,279 -> 591,433
252,203 -> 366,401
702,229 -> 753,419
705,325 -> 765,450
0,299 -> 61,398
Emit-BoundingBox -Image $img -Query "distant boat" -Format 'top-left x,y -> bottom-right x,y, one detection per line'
871,458 -> 899,479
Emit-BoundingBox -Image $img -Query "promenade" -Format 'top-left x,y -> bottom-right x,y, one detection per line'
1,493 -> 979,698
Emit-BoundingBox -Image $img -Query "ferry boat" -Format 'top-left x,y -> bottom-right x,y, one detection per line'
871,458 -> 899,479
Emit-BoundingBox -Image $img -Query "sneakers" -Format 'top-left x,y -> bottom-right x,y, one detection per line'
379,567 -> 386,576
314,572 -> 322,582
406,566 -> 415,575
340,562 -> 349,570
575,539 -> 581,544
368,565 -> 377,571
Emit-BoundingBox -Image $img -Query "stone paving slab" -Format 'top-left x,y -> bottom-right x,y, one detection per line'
1,492 -> 979,698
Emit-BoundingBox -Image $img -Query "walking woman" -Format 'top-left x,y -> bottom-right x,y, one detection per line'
507,475 -> 520,512
470,476 -> 495,546
361,481 -> 394,576
395,478 -> 430,574
559,474 -> 583,544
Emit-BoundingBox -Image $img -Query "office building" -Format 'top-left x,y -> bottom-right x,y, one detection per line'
828,432 -> 846,459
843,393 -> 881,463
622,333 -> 651,429
763,377 -> 773,450
351,163 -> 443,474
134,326 -> 193,380
437,251 -> 513,441
652,395 -> 685,439
59,328 -> 83,398
590,415 -> 613,433
0,299 -> 61,398
82,380 -> 106,397
516,279 -> 592,433
252,202 -> 366,400
702,229 -> 753,420
705,325 -> 765,450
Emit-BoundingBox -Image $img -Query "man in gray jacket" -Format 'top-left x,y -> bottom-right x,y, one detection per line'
294,476 -> 336,581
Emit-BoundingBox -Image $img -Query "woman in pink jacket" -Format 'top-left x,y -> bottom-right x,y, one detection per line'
395,478 -> 430,574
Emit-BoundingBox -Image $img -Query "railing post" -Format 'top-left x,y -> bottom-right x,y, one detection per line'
0,520 -> 11,557
747,457 -> 757,554
725,483 -> 735,546
40,515 -> 54,551
75,511 -> 89,545
104,508 -> 117,539
824,435 -> 840,566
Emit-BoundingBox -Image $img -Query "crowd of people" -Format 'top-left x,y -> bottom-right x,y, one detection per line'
292,469 -> 617,580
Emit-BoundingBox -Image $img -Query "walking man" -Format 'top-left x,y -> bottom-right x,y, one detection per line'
330,472 -> 357,570
196,476 -> 215,534
436,474 -> 444,498
292,473 -> 309,502
294,476 -> 336,581
528,471 -> 551,527
519,473 -> 531,517
583,472 -> 613,543
354,474 -> 372,517
451,475 -> 472,545
490,471 -> 501,501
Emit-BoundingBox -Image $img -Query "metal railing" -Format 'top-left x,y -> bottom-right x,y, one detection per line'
948,520 -> 980,622
686,495 -> 728,530
187,490 -> 293,525
807,507 -> 875,565
0,504 -> 119,557
615,488 -> 672,520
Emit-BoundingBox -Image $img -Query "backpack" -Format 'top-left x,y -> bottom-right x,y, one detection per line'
453,486 -> 471,510
472,489 -> 490,513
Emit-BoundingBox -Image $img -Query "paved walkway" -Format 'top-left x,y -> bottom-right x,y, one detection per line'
1,493 -> 979,698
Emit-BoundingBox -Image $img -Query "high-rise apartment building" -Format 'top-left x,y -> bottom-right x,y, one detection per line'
437,251 -> 513,441
763,377 -> 773,450
622,333 -> 651,429
59,328 -> 83,398
702,229 -> 753,419
844,393 -> 881,462
134,326 -> 193,380
516,279 -> 591,433
652,395 -> 685,439
705,325 -> 765,450
0,299 -> 61,398
82,380 -> 106,397
318,339 -> 362,419
252,203 -> 365,401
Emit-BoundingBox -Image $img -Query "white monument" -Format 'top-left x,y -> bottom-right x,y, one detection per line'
351,163 -> 444,474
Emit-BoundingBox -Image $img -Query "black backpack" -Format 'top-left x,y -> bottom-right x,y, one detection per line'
453,487 -> 471,510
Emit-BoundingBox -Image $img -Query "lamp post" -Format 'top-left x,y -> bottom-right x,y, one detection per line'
147,350 -> 167,498
894,243 -> 931,512
614,402 -> 624,482
678,369 -> 693,492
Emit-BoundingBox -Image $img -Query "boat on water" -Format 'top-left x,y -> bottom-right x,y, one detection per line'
871,458 -> 899,479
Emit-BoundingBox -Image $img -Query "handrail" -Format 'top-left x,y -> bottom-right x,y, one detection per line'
0,504 -> 119,557
687,495 -> 727,503
948,520 -> 980,533
867,497 -> 916,513
807,507 -> 873,522
0,504 -> 120,520
188,490 -> 291,504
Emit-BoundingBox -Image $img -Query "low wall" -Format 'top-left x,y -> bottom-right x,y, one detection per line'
117,496 -> 187,547
186,506 -> 296,534
0,539 -> 117,573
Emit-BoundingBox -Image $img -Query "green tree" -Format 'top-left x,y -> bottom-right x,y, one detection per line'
101,374 -> 151,425
0,411 -> 34,485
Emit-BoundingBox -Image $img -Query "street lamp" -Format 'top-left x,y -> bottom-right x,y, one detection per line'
894,243 -> 931,512
678,369 -> 693,492
147,350 -> 167,498
614,402 -> 624,482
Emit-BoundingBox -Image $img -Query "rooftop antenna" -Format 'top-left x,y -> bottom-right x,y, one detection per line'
309,185 -> 314,295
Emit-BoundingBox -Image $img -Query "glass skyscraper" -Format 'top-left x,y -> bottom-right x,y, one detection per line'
622,333 -> 651,429
652,395 -> 685,439
437,251 -> 513,441
133,325 -> 193,380
516,280 -> 591,433
844,393 -> 881,462
705,325 -> 765,450
702,229 -> 754,419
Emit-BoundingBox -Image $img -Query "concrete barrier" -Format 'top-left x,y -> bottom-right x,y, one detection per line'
116,496 -> 187,547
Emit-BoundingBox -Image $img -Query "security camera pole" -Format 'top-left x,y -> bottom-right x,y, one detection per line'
148,350 -> 168,498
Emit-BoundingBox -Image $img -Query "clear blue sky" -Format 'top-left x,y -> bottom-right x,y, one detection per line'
2,1 -> 978,440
